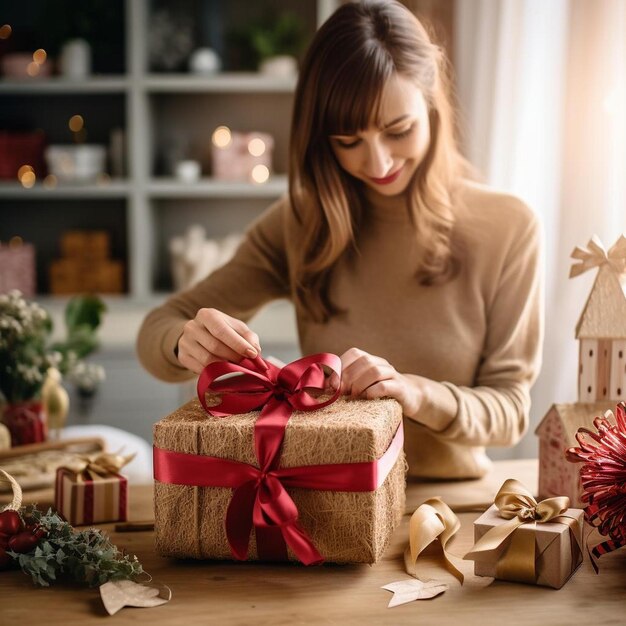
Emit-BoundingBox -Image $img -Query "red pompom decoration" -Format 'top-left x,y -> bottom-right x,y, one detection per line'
566,401 -> 626,570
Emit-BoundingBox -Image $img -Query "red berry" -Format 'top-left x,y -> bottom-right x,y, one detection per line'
0,510 -> 23,535
0,532 -> 10,548
8,530 -> 40,554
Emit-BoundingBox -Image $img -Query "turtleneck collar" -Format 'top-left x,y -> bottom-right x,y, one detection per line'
362,184 -> 413,223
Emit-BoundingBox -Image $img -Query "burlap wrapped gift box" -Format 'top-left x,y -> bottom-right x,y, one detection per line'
472,504 -> 584,589
153,396 -> 406,564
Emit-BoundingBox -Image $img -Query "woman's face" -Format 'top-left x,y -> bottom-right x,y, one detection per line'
329,73 -> 431,196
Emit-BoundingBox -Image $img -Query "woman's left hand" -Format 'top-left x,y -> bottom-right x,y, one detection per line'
338,347 -> 424,417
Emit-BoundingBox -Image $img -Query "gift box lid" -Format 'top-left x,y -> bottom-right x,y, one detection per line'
153,396 -> 402,467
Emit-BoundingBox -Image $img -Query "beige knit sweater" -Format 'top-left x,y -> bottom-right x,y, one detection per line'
137,180 -> 543,479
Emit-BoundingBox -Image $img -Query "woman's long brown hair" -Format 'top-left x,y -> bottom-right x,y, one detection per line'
289,0 -> 467,323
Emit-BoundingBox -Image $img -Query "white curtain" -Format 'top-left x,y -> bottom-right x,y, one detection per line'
454,0 -> 626,458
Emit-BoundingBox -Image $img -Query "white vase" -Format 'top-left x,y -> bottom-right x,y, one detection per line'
189,48 -> 221,74
59,39 -> 92,79
258,55 -> 297,78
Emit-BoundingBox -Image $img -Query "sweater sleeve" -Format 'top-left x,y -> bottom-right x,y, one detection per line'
411,208 -> 544,447
136,197 -> 291,382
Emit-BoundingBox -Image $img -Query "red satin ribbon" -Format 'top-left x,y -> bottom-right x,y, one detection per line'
153,353 -> 404,565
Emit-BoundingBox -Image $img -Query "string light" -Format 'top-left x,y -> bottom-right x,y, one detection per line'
212,126 -> 232,148
251,164 -> 270,184
0,25 -> 11,40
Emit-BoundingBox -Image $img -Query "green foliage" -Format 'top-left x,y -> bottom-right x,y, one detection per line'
7,506 -> 143,587
250,13 -> 304,60
51,295 -> 107,363
229,11 -> 305,69
0,291 -> 105,403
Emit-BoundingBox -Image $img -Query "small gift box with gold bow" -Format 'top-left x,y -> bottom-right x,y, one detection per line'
54,452 -> 134,526
464,479 -> 584,589
153,354 -> 406,565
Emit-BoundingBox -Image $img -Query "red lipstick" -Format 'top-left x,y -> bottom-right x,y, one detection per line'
368,166 -> 403,185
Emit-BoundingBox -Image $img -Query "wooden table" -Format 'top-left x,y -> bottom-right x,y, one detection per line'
1,459 -> 624,625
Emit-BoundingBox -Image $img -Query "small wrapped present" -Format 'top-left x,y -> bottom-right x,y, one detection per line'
55,451 -> 134,526
153,354 -> 406,565
464,479 -> 584,589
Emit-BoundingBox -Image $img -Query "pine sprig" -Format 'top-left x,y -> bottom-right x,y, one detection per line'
7,505 -> 143,587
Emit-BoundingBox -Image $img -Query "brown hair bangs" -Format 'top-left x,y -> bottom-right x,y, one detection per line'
322,46 -> 394,137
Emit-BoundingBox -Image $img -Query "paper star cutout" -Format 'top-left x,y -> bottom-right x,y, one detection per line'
382,579 -> 448,608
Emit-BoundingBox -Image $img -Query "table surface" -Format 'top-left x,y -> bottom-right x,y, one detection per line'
1,459 -> 624,625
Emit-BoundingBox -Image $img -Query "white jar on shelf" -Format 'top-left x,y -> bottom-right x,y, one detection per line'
58,39 -> 92,79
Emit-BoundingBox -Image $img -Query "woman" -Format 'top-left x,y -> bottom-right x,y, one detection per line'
137,0 -> 543,479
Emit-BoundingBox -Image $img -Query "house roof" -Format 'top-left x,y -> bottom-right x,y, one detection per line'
535,402 -> 618,448
575,265 -> 626,338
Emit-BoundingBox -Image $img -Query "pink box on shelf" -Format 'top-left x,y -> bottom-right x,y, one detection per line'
211,130 -> 273,182
0,242 -> 36,296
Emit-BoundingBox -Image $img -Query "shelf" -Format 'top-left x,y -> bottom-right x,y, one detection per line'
143,73 -> 297,93
0,76 -> 129,94
39,294 -> 297,348
147,176 -> 288,198
0,180 -> 131,199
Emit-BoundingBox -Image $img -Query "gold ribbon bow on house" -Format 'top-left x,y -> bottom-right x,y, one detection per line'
63,451 -> 136,482
570,234 -> 626,277
463,479 -> 582,584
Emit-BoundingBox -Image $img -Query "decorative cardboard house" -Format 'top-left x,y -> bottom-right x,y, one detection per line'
536,235 -> 626,505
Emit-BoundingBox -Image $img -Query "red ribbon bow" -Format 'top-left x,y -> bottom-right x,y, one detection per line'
196,353 -> 341,565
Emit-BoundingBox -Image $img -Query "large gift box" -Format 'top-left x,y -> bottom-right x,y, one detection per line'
465,480 -> 584,589
153,355 -> 406,565
54,453 -> 131,526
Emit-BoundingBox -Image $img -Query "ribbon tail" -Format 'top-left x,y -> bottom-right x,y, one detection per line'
225,480 -> 258,561
464,517 -> 523,559
281,522 -> 324,566
495,522 -> 537,584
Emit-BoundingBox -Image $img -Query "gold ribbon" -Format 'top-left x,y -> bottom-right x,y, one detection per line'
62,451 -> 135,482
569,234 -> 626,278
464,479 -> 582,584
404,497 -> 464,584
0,468 -> 22,511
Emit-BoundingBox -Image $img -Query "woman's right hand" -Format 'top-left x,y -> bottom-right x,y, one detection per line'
176,308 -> 261,375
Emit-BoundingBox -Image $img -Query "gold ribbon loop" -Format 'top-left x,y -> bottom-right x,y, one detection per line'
405,497 -> 464,584
62,451 -> 136,481
570,234 -> 626,278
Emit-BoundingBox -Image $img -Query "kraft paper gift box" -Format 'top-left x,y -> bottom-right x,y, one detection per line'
471,504 -> 584,589
55,467 -> 128,526
153,394 -> 406,565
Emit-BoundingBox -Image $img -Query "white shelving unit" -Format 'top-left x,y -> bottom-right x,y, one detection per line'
0,0 -> 338,345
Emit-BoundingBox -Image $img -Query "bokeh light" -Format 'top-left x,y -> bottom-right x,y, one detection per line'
251,164 -> 270,184
33,49 -> 47,64
17,165 -> 34,180
212,126 -> 232,148
26,62 -> 40,77
248,137 -> 266,157
43,175 -> 57,189
69,115 -> 84,132
20,171 -> 36,188
0,25 -> 11,40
